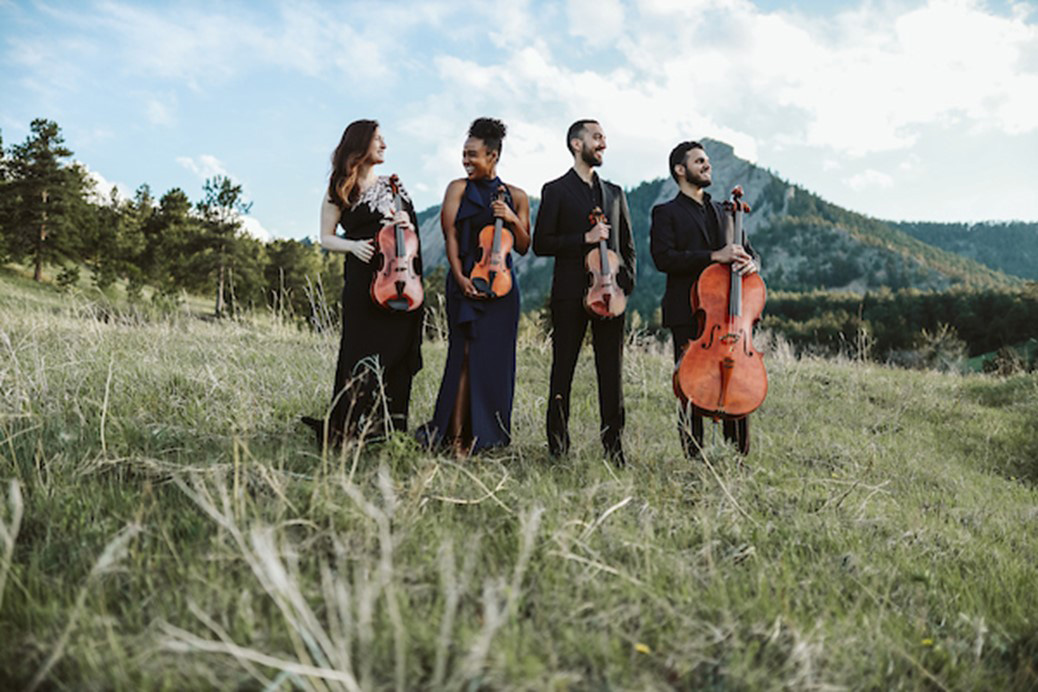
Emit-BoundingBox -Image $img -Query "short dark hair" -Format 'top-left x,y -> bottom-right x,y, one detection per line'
566,119 -> 599,154
468,117 -> 507,155
668,140 -> 704,183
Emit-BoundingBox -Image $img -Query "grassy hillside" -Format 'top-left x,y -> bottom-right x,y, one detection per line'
2,274 -> 1037,689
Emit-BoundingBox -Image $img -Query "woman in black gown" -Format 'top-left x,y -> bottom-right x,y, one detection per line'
302,120 -> 423,447
417,118 -> 531,455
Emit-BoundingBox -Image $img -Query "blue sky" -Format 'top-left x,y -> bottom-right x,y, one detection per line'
2,0 -> 1036,241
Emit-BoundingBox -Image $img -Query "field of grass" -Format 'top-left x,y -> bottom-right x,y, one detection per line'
2,268 -> 1037,689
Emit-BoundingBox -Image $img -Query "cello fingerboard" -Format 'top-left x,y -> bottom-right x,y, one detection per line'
730,269 -> 742,318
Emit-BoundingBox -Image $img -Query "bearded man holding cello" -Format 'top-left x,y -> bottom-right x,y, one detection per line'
650,141 -> 761,458
533,119 -> 636,467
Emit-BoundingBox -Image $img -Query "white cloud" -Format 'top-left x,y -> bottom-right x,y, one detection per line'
144,93 -> 176,126
176,154 -> 230,181
845,169 -> 894,191
567,0 -> 626,42
7,0 -> 1036,225
899,154 -> 922,171
240,215 -> 273,242
81,163 -> 132,204
6,1 -> 415,101
390,0 -> 1037,211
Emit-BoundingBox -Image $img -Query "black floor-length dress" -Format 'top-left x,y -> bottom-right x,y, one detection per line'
318,176 -> 423,444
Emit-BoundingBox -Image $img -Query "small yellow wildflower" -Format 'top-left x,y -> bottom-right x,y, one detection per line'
921,638 -> 934,647
635,643 -> 651,655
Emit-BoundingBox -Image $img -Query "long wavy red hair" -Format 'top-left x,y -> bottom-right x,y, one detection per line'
327,119 -> 379,209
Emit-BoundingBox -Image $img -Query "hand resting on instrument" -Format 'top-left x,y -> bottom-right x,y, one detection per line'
711,243 -> 757,275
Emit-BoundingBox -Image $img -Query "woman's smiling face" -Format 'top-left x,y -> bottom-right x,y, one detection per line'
462,136 -> 496,179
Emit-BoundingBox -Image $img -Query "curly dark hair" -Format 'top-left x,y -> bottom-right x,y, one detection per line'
468,117 -> 507,155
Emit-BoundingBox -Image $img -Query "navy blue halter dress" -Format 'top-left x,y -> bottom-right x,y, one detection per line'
419,177 -> 520,452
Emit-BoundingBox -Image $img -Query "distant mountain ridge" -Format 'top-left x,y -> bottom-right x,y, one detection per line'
416,139 -> 1021,323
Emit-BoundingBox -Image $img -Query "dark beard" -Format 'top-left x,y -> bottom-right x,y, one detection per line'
580,144 -> 602,168
684,167 -> 711,189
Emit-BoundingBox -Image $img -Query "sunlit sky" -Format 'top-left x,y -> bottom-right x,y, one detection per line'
2,0 -> 1036,241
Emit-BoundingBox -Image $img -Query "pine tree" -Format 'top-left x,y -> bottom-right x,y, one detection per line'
196,176 -> 252,317
83,184 -> 153,293
3,119 -> 89,281
265,238 -> 324,320
152,187 -> 202,292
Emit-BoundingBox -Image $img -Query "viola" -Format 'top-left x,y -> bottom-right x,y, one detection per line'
674,185 -> 767,419
583,206 -> 627,318
371,174 -> 423,312
469,185 -> 514,299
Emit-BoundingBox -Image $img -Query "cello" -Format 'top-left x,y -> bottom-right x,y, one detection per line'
469,185 -> 514,298
370,174 -> 423,312
584,206 -> 627,318
674,186 -> 767,419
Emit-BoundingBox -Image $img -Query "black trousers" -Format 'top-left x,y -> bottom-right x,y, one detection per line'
670,324 -> 750,457
547,299 -> 625,456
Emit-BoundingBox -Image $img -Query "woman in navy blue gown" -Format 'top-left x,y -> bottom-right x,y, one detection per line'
418,118 -> 531,455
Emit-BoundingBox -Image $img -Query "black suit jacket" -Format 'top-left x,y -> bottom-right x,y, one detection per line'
533,168 -> 636,300
650,191 -> 759,327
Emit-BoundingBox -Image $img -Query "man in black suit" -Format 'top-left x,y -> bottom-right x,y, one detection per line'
650,140 -> 759,457
533,119 -> 636,466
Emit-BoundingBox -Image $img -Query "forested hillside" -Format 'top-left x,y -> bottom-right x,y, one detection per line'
894,220 -> 1038,280
763,286 -> 1038,369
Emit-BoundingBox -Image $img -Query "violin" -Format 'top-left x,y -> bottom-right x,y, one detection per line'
370,174 -> 423,312
583,206 -> 627,318
673,185 -> 767,419
469,185 -> 514,299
